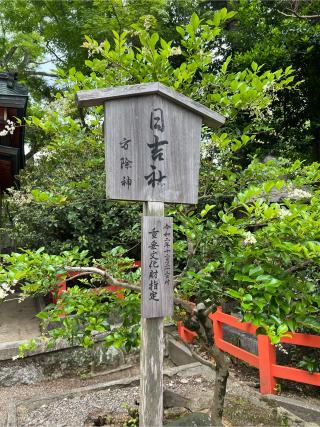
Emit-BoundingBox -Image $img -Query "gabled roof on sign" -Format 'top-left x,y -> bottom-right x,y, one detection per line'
76,82 -> 225,129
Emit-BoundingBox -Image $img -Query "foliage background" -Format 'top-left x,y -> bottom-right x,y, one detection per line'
0,1 -> 319,362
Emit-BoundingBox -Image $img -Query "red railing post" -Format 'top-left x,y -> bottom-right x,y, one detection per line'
257,334 -> 277,394
177,320 -> 198,343
208,307 -> 320,392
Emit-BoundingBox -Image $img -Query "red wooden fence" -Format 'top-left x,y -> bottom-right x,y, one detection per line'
209,307 -> 320,394
177,320 -> 198,343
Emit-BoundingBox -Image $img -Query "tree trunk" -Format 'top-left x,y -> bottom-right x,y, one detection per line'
195,305 -> 230,427
210,346 -> 230,427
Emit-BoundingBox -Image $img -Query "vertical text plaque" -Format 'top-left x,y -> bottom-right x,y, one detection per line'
142,216 -> 173,318
105,94 -> 202,204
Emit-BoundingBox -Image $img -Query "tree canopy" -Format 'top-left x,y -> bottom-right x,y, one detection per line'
1,3 -> 320,422
0,4 -> 318,339
0,0 -> 319,393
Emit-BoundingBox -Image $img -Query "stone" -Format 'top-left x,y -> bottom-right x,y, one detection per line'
0,337 -> 132,386
163,390 -> 192,410
165,412 -> 211,426
263,395 -> 320,424
167,337 -> 195,366
177,364 -> 215,381
91,343 -> 124,371
0,364 -> 44,386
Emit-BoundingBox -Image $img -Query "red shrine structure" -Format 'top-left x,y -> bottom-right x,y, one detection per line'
0,72 -> 28,193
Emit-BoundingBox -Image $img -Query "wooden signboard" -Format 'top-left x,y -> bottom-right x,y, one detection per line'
77,82 -> 225,205
142,216 -> 173,318
105,95 -> 202,204
76,82 -> 225,427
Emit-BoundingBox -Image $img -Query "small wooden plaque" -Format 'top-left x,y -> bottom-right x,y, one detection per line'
142,216 -> 173,318
104,94 -> 202,204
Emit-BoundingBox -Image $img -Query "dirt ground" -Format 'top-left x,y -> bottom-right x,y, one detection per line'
0,297 -> 40,343
1,360 -> 318,427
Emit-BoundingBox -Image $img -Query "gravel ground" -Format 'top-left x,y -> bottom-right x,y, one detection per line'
1,361 -> 319,426
18,385 -> 141,426
0,372 -> 133,424
14,375 -> 212,427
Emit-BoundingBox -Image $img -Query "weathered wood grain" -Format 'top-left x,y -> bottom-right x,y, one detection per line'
104,94 -> 202,204
140,316 -> 163,427
77,82 -> 225,128
142,216 -> 173,318
140,201 -> 164,427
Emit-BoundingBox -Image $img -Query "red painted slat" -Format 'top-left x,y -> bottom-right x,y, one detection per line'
177,321 -> 198,344
272,365 -> 320,386
281,332 -> 320,348
209,311 -> 257,335
216,338 -> 260,368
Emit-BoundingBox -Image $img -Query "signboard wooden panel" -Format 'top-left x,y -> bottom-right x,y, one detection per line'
104,94 -> 202,204
76,83 -> 226,427
142,216 -> 173,318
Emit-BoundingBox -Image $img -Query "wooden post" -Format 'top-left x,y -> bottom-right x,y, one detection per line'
76,83 -> 225,427
257,334 -> 277,394
140,201 -> 164,427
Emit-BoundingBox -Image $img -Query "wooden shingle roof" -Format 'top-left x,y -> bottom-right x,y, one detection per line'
76,82 -> 225,129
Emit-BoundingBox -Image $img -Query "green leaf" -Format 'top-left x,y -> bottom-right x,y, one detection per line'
301,317 -> 320,332
176,26 -> 185,37
227,289 -> 242,299
190,13 -> 200,30
221,55 -> 232,74
251,61 -> 258,72
277,324 -> 288,335
234,273 -> 255,282
248,266 -> 264,277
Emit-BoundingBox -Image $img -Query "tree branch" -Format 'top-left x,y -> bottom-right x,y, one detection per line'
285,259 -> 313,273
24,70 -> 59,78
173,296 -> 195,314
65,266 -> 196,313
65,266 -> 141,292
0,45 -> 18,67
278,10 -> 320,20
45,41 -> 67,65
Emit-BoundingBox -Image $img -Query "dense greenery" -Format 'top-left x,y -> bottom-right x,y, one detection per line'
6,138 -> 141,256
0,0 -> 202,98
225,0 -> 320,161
0,2 -> 319,388
0,5 -> 318,343
176,158 -> 320,341
5,6 -> 297,254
